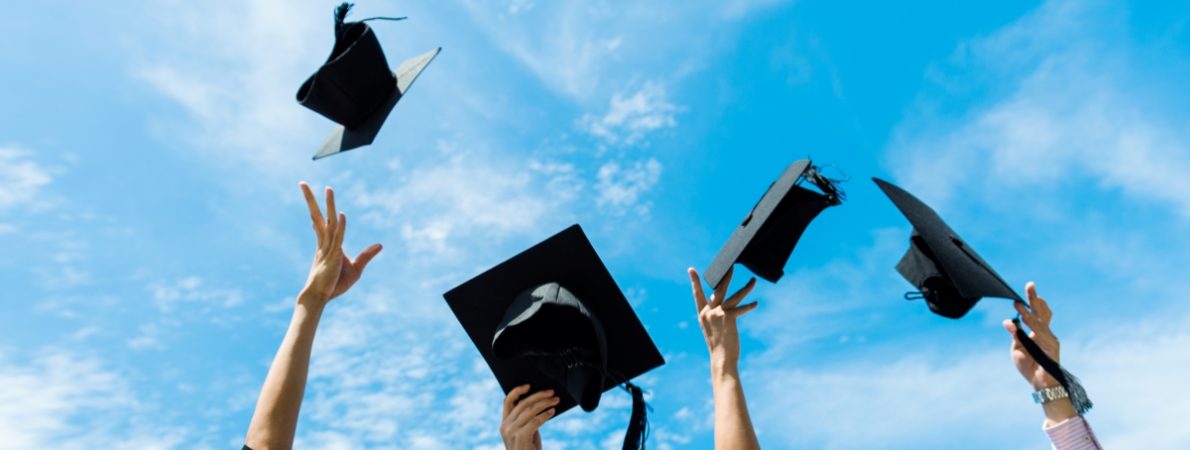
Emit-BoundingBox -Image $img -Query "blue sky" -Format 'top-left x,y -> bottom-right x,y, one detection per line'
2,0 -> 1188,448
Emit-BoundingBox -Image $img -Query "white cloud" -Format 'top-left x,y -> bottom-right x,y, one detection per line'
460,1 -> 782,102
507,0 -> 536,15
0,146 -> 53,210
748,306 -> 1190,449
0,349 -> 189,450
460,0 -> 633,101
736,225 -> 1190,447
594,158 -> 663,216
745,228 -> 909,359
347,143 -> 579,261
126,323 -> 167,351
581,83 -> 679,147
721,0 -> 793,20
887,0 -> 1190,219
745,1 -> 1190,448
150,276 -> 244,312
133,0 -> 329,175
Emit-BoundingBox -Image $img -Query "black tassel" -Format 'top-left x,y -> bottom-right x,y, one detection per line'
622,382 -> 649,450
1013,318 -> 1093,415
806,164 -> 846,205
334,2 -> 354,37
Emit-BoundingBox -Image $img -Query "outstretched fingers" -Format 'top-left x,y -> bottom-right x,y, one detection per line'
723,277 -> 757,309
688,268 -> 707,312
711,266 -> 733,307
1027,281 -> 1053,326
300,182 -> 325,243
353,244 -> 383,272
333,212 -> 347,252
324,187 -> 337,246
733,301 -> 760,318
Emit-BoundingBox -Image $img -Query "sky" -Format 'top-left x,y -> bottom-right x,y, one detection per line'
1,0 -> 1188,448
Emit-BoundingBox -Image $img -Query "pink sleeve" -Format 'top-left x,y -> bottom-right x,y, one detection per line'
1045,416 -> 1103,450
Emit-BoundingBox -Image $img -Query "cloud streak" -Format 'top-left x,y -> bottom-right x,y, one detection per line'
0,146 -> 53,211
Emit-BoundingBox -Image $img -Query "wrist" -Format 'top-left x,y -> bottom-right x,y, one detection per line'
1033,385 -> 1077,426
296,290 -> 329,312
710,354 -> 739,379
1029,374 -> 1060,391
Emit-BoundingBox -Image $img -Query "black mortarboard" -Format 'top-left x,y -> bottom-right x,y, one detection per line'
444,224 -> 664,449
704,159 -> 844,289
873,177 -> 1092,414
297,3 -> 440,160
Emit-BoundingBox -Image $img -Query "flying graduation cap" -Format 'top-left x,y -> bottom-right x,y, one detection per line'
872,177 -> 1092,415
704,159 -> 844,289
297,3 -> 440,160
444,224 -> 664,449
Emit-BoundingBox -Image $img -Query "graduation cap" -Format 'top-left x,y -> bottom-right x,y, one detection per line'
444,224 -> 664,449
296,3 -> 440,160
873,177 -> 1092,415
704,159 -> 844,289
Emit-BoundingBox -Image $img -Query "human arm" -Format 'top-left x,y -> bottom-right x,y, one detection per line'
1002,282 -> 1101,450
689,267 -> 761,450
243,182 -> 382,450
499,384 -> 559,450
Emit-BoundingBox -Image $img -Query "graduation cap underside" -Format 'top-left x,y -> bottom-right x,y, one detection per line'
873,177 -> 1092,415
704,159 -> 843,289
872,177 -> 1019,318
443,224 -> 665,417
312,47 -> 440,160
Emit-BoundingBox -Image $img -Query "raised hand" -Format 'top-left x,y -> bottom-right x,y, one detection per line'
299,182 -> 382,307
500,385 -> 558,450
1002,281 -> 1083,428
244,183 -> 383,450
689,266 -> 758,367
1002,282 -> 1060,390
690,266 -> 763,450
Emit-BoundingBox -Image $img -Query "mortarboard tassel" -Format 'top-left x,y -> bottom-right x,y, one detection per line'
805,164 -> 846,206
332,0 -> 405,36
622,382 -> 649,450
1013,318 -> 1093,415
334,2 -> 354,37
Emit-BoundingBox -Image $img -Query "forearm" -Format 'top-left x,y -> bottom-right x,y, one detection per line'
245,291 -> 326,450
711,357 -> 761,450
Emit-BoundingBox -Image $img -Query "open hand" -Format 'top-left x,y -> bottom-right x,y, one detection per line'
299,182 -> 382,307
689,266 -> 758,368
499,385 -> 558,450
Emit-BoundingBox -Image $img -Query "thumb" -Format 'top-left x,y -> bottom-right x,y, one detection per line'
1002,319 -> 1017,334
353,243 -> 383,271
1003,319 -> 1026,354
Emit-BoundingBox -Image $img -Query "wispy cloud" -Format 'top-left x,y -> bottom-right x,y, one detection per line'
581,82 -> 679,147
595,158 -> 663,217
754,0 -> 1190,448
0,146 -> 53,211
748,305 -> 1190,449
346,142 -> 580,262
887,0 -> 1190,219
150,276 -> 244,312
133,0 -> 328,175
460,0 -> 782,103
0,348 -> 189,450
